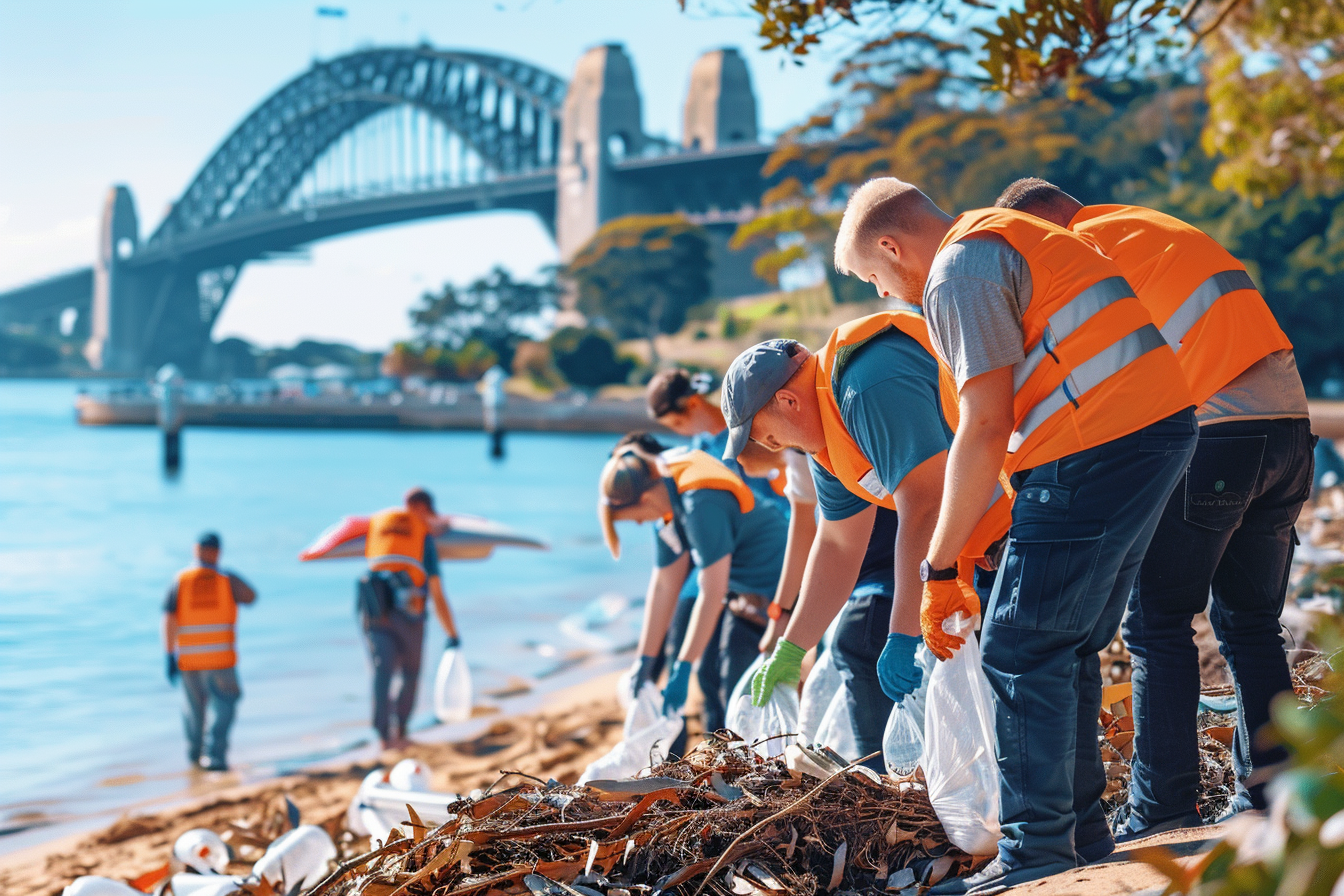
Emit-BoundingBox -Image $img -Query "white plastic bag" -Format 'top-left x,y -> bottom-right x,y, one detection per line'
798,647 -> 842,744
253,825 -> 337,892
814,686 -> 859,761
882,695 -> 925,776
922,613 -> 1001,856
727,686 -> 800,758
63,879 -> 145,896
433,647 -> 473,723
726,653 -> 766,721
577,683 -> 683,784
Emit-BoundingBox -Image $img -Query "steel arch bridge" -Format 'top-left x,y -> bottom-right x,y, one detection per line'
0,43 -> 772,375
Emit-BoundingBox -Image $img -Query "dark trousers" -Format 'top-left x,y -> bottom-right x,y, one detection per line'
181,667 -> 241,766
982,409 -> 1198,871
664,596 -> 762,734
1125,417 -> 1313,825
831,591 -> 896,772
363,610 -> 425,742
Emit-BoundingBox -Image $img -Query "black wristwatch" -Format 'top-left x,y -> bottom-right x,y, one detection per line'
920,559 -> 959,582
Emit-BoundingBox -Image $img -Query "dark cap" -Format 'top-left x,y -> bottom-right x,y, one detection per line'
404,487 -> 436,513
597,449 -> 660,559
197,532 -> 221,550
720,339 -> 806,461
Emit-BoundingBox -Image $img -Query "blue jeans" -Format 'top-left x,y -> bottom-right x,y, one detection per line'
181,667 -> 241,766
982,409 -> 1198,871
1125,417 -> 1313,826
831,590 -> 896,772
363,610 -> 425,742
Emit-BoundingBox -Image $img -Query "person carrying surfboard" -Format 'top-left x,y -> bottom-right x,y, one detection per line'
359,487 -> 459,750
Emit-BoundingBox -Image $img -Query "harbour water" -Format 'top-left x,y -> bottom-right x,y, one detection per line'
0,381 -> 654,846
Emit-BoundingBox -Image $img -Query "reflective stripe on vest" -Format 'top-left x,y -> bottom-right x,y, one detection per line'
1159,270 -> 1256,347
365,509 -> 430,587
1009,323 -> 1168,453
175,566 -> 236,671
936,208 -> 1192,475
660,447 -> 756,513
1070,205 -> 1291,407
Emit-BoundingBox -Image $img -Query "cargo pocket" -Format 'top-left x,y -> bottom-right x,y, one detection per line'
994,520 -> 1106,633
1184,435 -> 1265,532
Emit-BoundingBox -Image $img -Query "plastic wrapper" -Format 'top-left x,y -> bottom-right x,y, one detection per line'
433,646 -> 473,723
922,613 -> 1002,856
727,686 -> 800,758
577,683 -> 683,784
798,646 -> 842,744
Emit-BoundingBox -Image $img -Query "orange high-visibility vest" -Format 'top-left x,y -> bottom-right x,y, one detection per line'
661,447 -> 756,513
365,508 -> 430,587
812,311 -> 1013,573
175,566 -> 237,671
1069,204 -> 1293,408
937,209 -> 1193,476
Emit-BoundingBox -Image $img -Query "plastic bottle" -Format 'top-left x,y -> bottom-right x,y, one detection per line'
388,758 -> 431,792
252,825 -> 337,892
433,646 -> 473,723
173,828 -> 230,874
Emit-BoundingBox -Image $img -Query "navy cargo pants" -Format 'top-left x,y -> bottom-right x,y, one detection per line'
981,409 -> 1197,872
1125,417 -> 1314,828
363,609 -> 425,743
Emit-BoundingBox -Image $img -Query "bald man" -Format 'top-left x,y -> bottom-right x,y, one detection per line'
996,179 -> 1313,837
833,177 -> 1197,893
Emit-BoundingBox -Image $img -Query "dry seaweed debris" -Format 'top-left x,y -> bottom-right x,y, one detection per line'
290,737 -> 979,896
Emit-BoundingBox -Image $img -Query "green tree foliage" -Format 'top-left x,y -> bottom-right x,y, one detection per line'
564,214 -> 713,365
382,339 -> 499,382
409,266 -> 560,370
730,0 -> 1344,200
547,327 -> 636,389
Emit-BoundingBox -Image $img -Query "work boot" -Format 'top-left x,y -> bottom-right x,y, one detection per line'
1114,809 -> 1203,844
1076,833 -> 1115,864
929,857 -> 1076,895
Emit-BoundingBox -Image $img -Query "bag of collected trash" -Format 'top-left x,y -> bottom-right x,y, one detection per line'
577,682 -> 683,784
797,646 -> 842,744
727,686 -> 800,759
253,825 -> 337,892
433,646 -> 473,723
882,694 -> 925,776
726,653 -> 766,720
922,613 -> 1001,856
814,685 -> 859,761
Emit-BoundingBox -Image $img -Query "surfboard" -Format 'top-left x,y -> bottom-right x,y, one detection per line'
299,513 -> 547,562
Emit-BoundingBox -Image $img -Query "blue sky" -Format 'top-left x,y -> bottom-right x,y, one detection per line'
0,1 -> 845,349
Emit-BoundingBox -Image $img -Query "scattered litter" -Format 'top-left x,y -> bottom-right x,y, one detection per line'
174,828 -> 230,874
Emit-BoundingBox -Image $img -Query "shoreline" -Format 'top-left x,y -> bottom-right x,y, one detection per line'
0,653 -> 631,871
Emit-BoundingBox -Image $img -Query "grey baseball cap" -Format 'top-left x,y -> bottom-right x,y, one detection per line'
720,339 -> 806,461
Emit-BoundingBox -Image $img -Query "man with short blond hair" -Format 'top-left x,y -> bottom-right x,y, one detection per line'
833,176 -> 1197,893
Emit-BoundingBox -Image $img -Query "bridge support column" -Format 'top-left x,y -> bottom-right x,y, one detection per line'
556,43 -> 645,260
86,186 -> 142,373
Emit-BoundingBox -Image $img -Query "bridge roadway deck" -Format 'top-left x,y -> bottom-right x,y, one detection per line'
75,391 -> 653,433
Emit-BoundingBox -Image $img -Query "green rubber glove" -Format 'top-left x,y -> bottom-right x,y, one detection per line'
751,639 -> 806,707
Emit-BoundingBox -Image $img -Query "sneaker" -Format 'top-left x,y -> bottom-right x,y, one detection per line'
929,857 -> 1076,895
1114,810 -> 1203,844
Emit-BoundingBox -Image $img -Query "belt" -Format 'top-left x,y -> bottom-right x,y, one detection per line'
726,592 -> 770,628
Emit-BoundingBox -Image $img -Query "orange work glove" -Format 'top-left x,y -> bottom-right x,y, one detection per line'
920,575 -> 981,661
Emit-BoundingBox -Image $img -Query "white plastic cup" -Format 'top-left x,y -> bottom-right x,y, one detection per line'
173,828 -> 230,874
253,825 -> 337,892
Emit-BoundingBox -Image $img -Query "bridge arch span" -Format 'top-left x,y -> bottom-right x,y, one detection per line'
151,47 -> 568,247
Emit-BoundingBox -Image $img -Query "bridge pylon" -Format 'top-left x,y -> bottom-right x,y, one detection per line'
86,186 -> 141,372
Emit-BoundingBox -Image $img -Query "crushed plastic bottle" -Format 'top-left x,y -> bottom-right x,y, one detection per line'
173,828 -> 230,874
253,825 -> 337,892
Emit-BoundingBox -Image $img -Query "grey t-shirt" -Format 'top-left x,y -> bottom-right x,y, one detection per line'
923,235 -> 1033,389
1198,349 -> 1310,424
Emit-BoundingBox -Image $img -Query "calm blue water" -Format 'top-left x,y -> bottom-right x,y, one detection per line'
0,381 -> 653,841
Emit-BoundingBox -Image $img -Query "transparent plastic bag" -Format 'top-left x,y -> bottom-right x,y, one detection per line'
882,695 -> 925,776
814,686 -> 859,761
578,683 -> 683,784
798,646 -> 842,744
433,647 -> 473,723
922,613 -> 1001,856
728,686 -> 800,758
726,653 -> 766,723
